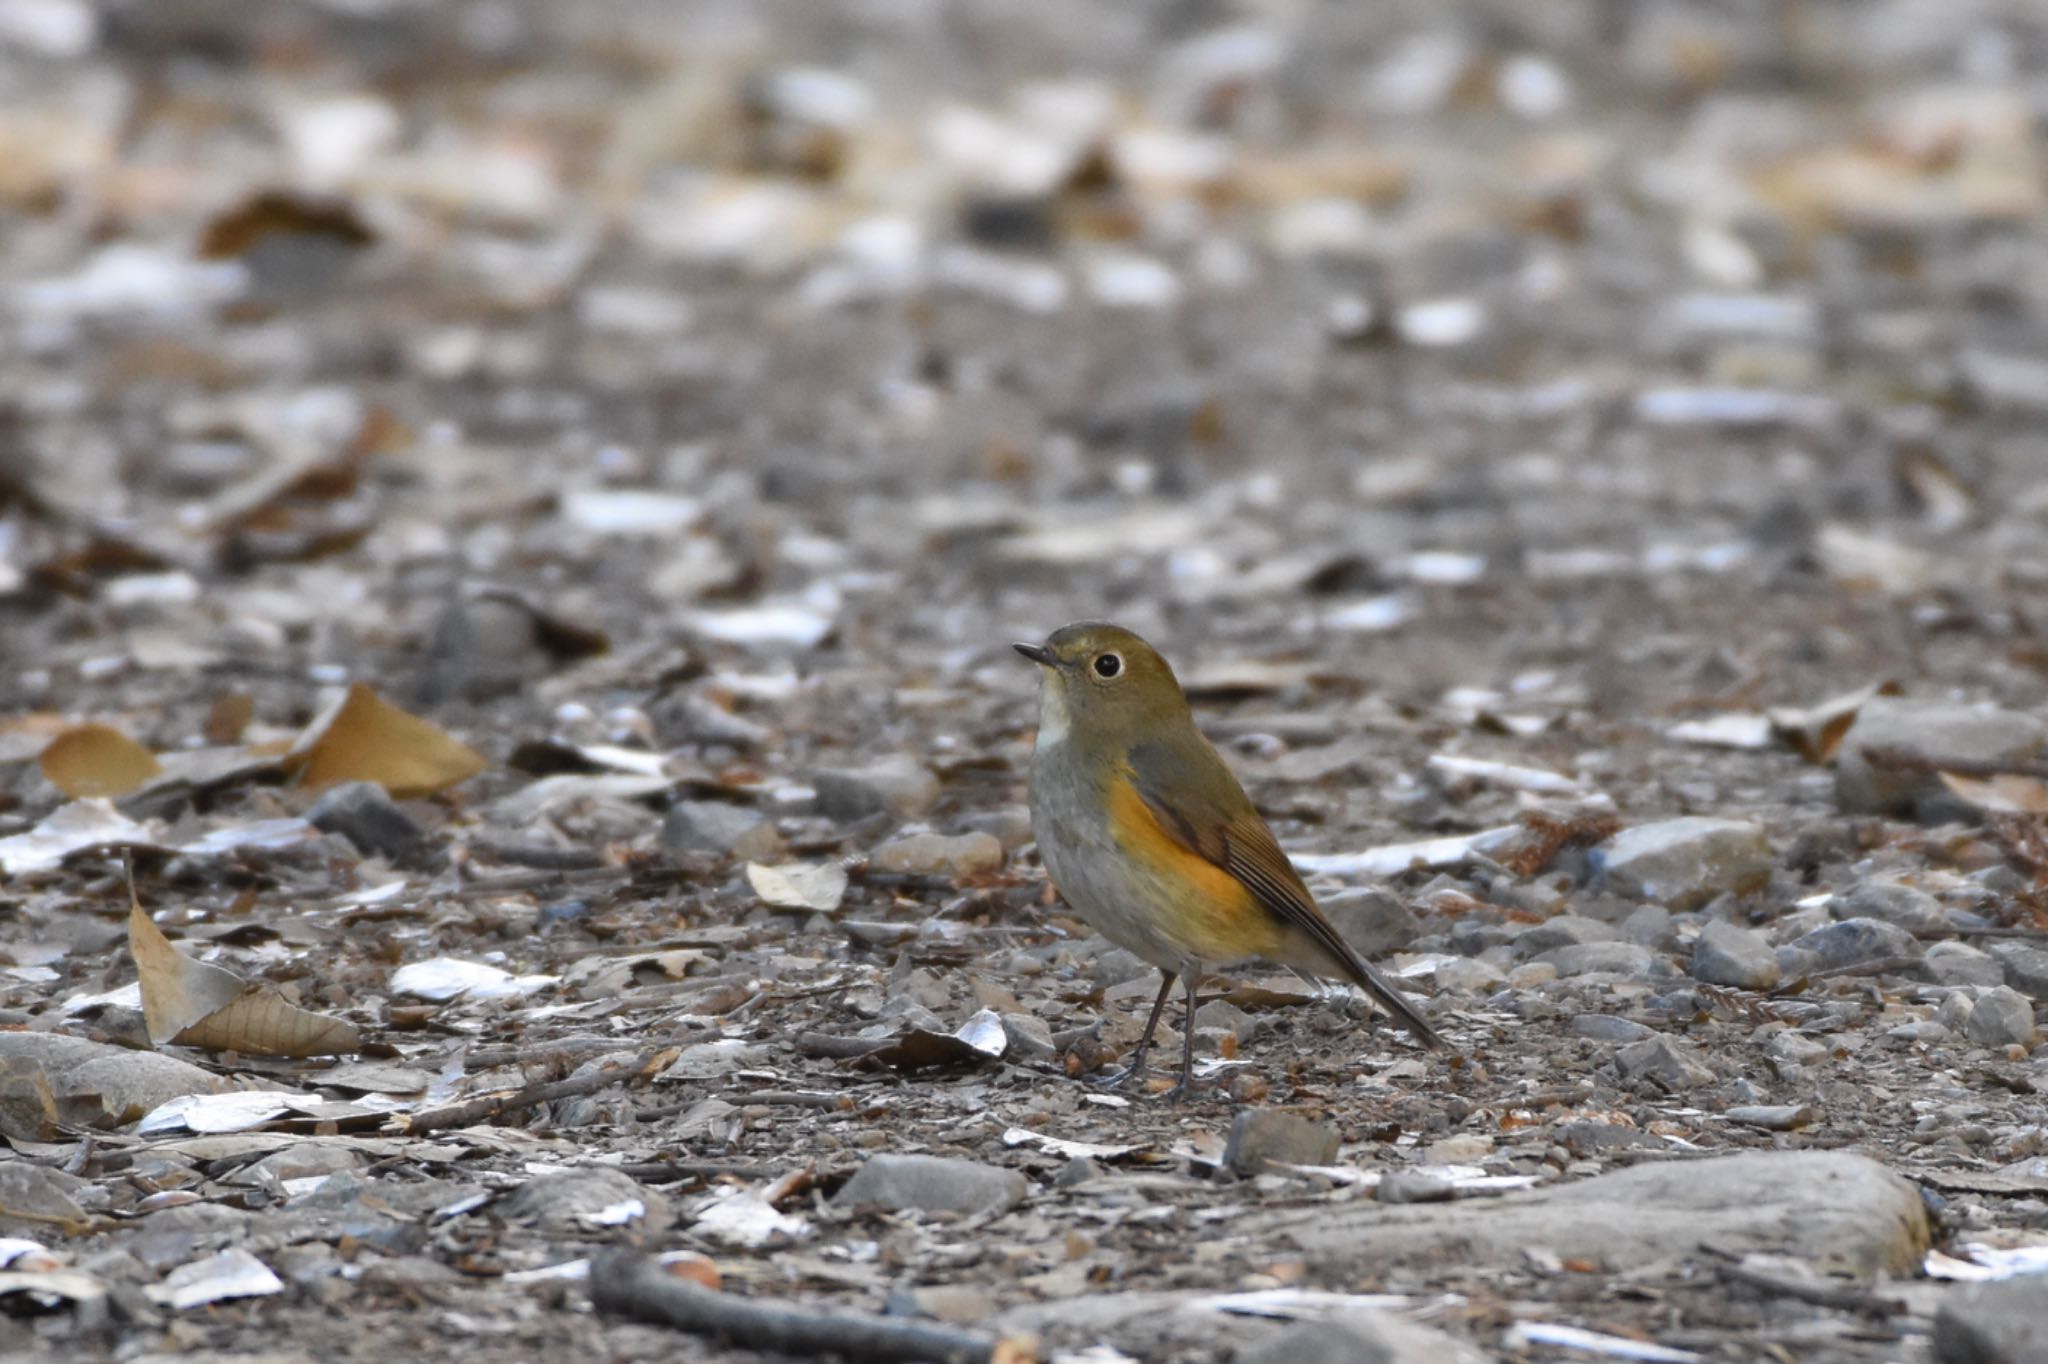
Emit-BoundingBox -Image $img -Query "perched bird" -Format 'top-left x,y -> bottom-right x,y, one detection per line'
1016,621 -> 1444,1096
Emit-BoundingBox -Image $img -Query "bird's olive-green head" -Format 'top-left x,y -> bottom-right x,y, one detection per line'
1013,621 -> 1188,746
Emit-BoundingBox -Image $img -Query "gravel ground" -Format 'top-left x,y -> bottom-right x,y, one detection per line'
5,2 -> 2048,1361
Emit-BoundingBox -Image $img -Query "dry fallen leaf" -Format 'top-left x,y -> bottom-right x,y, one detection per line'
129,884 -> 361,1057
1769,681 -> 1900,764
746,860 -> 849,912
1938,772 -> 2048,815
40,724 -> 162,798
284,682 -> 487,796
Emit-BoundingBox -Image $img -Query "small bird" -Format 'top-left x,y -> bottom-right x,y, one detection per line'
1016,621 -> 1444,1097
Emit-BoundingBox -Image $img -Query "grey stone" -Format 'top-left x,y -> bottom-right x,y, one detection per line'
1776,946 -> 1824,979
1435,957 -> 1506,994
1835,698 -> 2048,818
1250,1151 -> 1927,1277
1321,888 -> 1421,958
1376,1171 -> 1456,1205
1568,1014 -> 1655,1043
998,1012 -> 1055,1060
1766,1032 -> 1831,1066
306,781 -> 423,859
504,1168 -> 668,1233
660,800 -> 783,860
1233,1313 -> 1489,1364
1833,881 -> 1948,938
650,691 -> 774,748
1935,1268 -> 2048,1364
0,1163 -> 88,1236
1225,1109 -> 1341,1176
1615,1035 -> 1716,1089
1987,941 -> 2048,999
1692,920 -> 1781,990
1925,942 -> 2007,989
811,757 -> 939,822
1540,941 -> 1659,978
1192,1000 -> 1251,1044
1516,914 -> 1619,957
1595,817 -> 1772,910
0,1032 -> 226,1125
1726,1104 -> 1817,1131
959,804 -> 1034,850
1787,918 -> 1924,972
1621,903 -> 1677,950
1965,986 -> 2039,1049
832,1154 -> 1027,1217
871,831 -> 1003,876
1558,1121 -> 1661,1156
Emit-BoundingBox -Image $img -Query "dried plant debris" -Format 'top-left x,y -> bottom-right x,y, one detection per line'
128,884 -> 361,1057
5,2 -> 2048,1360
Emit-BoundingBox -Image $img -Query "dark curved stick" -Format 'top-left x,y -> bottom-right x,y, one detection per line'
587,1251 -> 1014,1363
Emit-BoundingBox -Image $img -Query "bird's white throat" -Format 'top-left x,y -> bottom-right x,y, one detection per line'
1034,680 -> 1071,747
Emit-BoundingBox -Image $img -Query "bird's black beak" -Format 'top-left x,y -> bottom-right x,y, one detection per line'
1012,641 -> 1053,666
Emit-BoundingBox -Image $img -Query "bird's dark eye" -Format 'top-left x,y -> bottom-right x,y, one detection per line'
1093,652 -> 1122,679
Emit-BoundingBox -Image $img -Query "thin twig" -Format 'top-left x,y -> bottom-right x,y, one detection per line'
588,1250 -> 1014,1363
390,1049 -> 666,1137
616,1160 -> 780,1184
796,1032 -> 889,1059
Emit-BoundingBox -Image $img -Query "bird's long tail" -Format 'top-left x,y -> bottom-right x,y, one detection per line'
1335,945 -> 1447,1050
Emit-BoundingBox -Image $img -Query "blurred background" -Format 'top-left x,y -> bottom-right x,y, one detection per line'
3,0 -> 2048,784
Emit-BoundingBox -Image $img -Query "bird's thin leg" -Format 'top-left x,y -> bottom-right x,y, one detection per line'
1163,969 -> 1202,1104
1096,971 -> 1175,1089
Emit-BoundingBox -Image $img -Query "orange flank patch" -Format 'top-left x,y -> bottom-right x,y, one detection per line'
1104,775 -> 1286,963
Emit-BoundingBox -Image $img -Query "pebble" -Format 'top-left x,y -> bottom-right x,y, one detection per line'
1765,1032 -> 1831,1067
1692,919 -> 1781,990
1834,698 -> 2048,818
833,1154 -> 1028,1218
1594,817 -> 1772,910
1235,1315 -> 1489,1364
1224,1109 -> 1341,1176
1833,880 -> 1948,937
998,1012 -> 1055,1060
1725,1104 -> 1817,1131
660,800 -> 783,861
870,831 -> 1003,877
1435,958 -> 1507,994
1924,941 -> 2007,989
1933,1266 -> 2048,1364
1785,917 -> 1924,972
504,1168 -> 666,1233
306,781 -> 423,860
1964,986 -> 2039,1049
1569,1014 -> 1655,1043
958,804 -> 1034,850
811,757 -> 940,821
1621,903 -> 1677,949
1540,942 -> 1659,978
1377,1171 -> 1456,1204
1515,914 -> 1618,957
1320,887 -> 1421,957
1986,941 -> 2048,999
1614,1035 -> 1717,1089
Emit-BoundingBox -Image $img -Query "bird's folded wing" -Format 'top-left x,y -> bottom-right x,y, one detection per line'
1124,739 -> 1358,968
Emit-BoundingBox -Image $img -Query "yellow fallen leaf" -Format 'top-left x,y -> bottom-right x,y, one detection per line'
283,682 -> 486,797
1939,772 -> 2048,815
40,724 -> 161,799
1769,680 -> 1901,764
128,886 -> 361,1057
